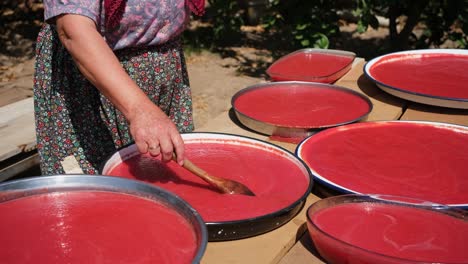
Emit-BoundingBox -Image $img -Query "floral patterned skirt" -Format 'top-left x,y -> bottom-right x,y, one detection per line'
33,24 -> 194,175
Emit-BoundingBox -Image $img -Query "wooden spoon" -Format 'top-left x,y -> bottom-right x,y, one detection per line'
173,154 -> 255,196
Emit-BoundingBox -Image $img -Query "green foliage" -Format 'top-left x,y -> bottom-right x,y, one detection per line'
263,0 -> 339,51
184,0 -> 340,54
183,0 -> 467,59
417,0 -> 468,48
354,0 -> 468,50
207,0 -> 245,46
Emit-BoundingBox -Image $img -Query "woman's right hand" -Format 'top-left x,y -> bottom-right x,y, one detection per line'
128,100 -> 185,165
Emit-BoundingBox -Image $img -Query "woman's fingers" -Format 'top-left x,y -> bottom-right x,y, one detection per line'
134,126 -> 180,163
128,102 -> 185,163
159,135 -> 174,162
147,143 -> 161,157
172,133 -> 185,165
135,138 -> 149,154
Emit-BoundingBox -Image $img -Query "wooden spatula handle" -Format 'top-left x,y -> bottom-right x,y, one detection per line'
182,158 -> 221,184
171,153 -> 255,196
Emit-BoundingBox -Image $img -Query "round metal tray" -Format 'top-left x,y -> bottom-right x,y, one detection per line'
296,121 -> 468,208
231,81 -> 373,138
364,49 -> 468,109
101,132 -> 313,241
0,175 -> 207,263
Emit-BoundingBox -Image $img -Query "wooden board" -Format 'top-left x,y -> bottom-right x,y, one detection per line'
401,103 -> 468,126
0,98 -> 36,162
202,195 -> 321,264
196,109 -> 297,152
0,153 -> 40,182
334,59 -> 406,123
277,231 -> 325,264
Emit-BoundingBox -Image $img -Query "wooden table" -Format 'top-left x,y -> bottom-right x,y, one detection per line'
195,58 -> 468,264
0,97 -> 38,181
1,58 -> 466,263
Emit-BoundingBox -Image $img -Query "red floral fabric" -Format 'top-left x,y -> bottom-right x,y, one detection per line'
105,0 -> 204,29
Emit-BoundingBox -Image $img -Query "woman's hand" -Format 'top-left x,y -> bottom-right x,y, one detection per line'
55,14 -> 185,164
129,100 -> 185,164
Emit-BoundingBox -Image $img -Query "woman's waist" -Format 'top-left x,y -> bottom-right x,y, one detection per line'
113,36 -> 182,59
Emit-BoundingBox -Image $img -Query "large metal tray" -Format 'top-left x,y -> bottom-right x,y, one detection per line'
231,81 -> 373,139
101,132 -> 313,241
0,175 -> 208,263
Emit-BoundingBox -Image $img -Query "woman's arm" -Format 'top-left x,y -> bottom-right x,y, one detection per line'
55,14 -> 185,164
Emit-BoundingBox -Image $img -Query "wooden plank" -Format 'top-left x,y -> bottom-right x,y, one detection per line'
401,103 -> 468,126
0,152 -> 40,182
278,231 -> 325,264
334,59 -> 407,122
0,97 -> 34,124
202,195 -> 321,264
334,59 -> 380,96
366,93 -> 406,121
196,109 -> 297,153
0,98 -> 36,162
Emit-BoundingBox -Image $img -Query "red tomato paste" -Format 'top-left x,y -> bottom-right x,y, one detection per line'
268,52 -> 354,82
299,122 -> 468,205
309,202 -> 468,263
107,142 -> 310,222
233,84 -> 370,127
370,53 -> 468,99
0,191 -> 198,264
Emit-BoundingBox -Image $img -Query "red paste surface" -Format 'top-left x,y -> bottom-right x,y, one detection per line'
299,122 -> 468,205
233,84 -> 370,128
0,191 -> 198,264
107,142 -> 310,222
309,202 -> 468,263
268,52 -> 354,83
369,53 -> 468,99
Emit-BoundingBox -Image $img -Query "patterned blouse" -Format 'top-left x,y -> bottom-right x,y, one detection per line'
43,0 -> 190,50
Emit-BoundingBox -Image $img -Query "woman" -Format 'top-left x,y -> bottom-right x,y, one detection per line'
33,0 -> 204,175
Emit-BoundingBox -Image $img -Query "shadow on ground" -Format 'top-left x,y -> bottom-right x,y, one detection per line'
0,2 -> 43,60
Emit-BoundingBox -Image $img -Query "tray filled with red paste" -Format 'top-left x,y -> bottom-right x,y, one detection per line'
101,132 -> 313,241
266,48 -> 356,83
307,194 -> 468,264
231,81 -> 373,140
296,121 -> 468,208
364,49 -> 468,109
0,175 -> 207,264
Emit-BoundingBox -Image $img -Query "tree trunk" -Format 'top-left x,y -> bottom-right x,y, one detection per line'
388,0 -> 429,51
